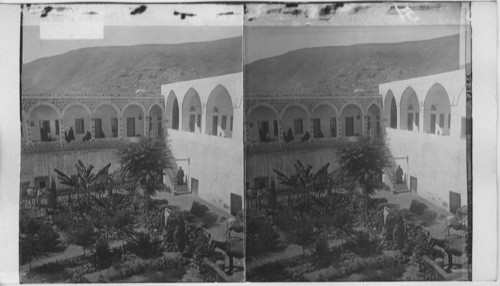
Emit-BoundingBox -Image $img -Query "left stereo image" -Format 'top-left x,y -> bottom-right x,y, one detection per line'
19,4 -> 245,283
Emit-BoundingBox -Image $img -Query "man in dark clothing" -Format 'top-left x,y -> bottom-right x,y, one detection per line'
67,127 -> 75,142
176,167 -> 185,185
82,131 -> 91,142
396,165 -> 403,184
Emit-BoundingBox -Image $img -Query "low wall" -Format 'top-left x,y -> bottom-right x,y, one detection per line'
21,148 -> 121,189
385,128 -> 467,211
167,129 -> 244,213
246,147 -> 341,191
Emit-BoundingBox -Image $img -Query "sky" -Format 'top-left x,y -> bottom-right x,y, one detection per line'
22,4 -> 243,63
23,26 -> 242,63
22,3 -> 464,64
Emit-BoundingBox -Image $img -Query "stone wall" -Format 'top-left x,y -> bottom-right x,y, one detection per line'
21,148 -> 121,189
246,147 -> 341,191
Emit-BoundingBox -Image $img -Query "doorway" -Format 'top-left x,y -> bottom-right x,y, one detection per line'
312,118 -> 321,138
430,114 -> 436,134
407,113 -> 414,131
212,115 -> 218,136
189,114 -> 196,132
449,191 -> 461,214
259,121 -> 270,142
345,117 -> 354,136
95,118 -> 103,138
127,117 -> 135,137
410,176 -> 417,193
230,193 -> 242,216
191,178 -> 199,196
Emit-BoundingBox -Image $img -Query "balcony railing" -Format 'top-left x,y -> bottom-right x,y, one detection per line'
21,138 -> 135,153
245,137 -> 352,154
22,93 -> 163,99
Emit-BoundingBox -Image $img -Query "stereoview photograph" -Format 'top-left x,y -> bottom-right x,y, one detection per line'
19,4 -> 244,282
244,2 -> 471,281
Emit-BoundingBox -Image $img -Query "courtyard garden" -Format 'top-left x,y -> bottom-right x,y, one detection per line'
19,136 -> 237,283
246,136 -> 470,281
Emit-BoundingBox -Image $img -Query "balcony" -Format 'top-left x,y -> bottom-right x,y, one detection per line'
21,138 -> 135,154
245,137 -> 351,154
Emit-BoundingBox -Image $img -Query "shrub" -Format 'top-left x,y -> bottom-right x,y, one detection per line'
409,199 -> 428,215
190,201 -> 209,217
314,235 -> 330,267
257,223 -> 280,253
20,234 -> 40,269
37,224 -> 60,253
130,233 -> 163,258
67,219 -> 97,256
93,237 -> 112,268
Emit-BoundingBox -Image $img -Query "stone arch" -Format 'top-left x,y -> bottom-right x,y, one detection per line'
29,104 -> 61,142
340,103 -> 363,137
122,103 -> 146,137
181,88 -> 202,133
311,103 -> 339,139
148,104 -> 164,137
62,103 -> 92,141
400,87 -> 420,131
366,103 -> 381,137
165,91 -> 180,130
205,85 -> 233,138
424,83 -> 451,136
247,104 -> 280,143
384,90 -> 397,129
27,102 -> 62,119
94,103 -> 120,139
281,104 -> 310,142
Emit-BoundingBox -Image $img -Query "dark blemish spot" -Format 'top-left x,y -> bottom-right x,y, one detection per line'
267,8 -> 282,14
285,3 -> 299,8
283,9 -> 302,16
351,5 -> 369,14
217,12 -> 234,16
26,4 -> 31,10
131,5 -> 147,15
320,3 -> 344,16
40,6 -> 52,18
248,17 -> 255,22
174,11 -> 196,20
55,7 -> 65,12
85,11 -> 98,15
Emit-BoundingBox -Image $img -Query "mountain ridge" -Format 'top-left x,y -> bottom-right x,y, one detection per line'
22,37 -> 243,94
245,34 -> 460,95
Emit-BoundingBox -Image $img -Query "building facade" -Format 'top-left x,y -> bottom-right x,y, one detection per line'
245,94 -> 382,191
21,93 -> 164,189
380,69 -> 468,213
21,73 -> 244,215
161,73 -> 244,215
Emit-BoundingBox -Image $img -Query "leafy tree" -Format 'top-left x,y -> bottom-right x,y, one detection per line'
117,136 -> 174,197
338,137 -> 390,199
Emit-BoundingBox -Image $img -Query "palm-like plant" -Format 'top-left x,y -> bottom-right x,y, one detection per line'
273,160 -> 330,205
54,160 -> 111,206
117,136 -> 174,197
